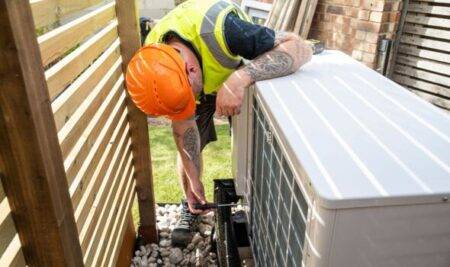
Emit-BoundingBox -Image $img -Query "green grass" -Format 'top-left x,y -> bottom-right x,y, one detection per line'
132,124 -> 231,225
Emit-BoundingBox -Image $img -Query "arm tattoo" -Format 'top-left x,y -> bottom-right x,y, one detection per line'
274,31 -> 290,46
243,51 -> 294,82
182,127 -> 201,173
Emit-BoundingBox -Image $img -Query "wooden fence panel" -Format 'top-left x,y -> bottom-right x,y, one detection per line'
0,1 -> 84,265
1,0 -> 156,265
116,0 -> 158,244
392,0 -> 450,111
0,185 -> 26,267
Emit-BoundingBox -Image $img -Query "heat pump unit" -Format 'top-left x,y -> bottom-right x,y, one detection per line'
232,51 -> 450,267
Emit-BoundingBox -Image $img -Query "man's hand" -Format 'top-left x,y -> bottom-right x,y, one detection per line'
185,179 -> 207,214
215,70 -> 252,117
216,32 -> 311,117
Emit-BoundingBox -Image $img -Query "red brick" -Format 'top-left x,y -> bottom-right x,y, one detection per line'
380,22 -> 396,33
327,5 -> 344,14
352,49 -> 363,60
369,11 -> 389,22
357,10 -> 371,20
361,0 -> 386,11
392,1 -> 402,11
365,32 -> 379,43
355,30 -> 366,40
355,20 -> 382,32
363,61 -> 376,69
362,52 -> 377,63
343,6 -> 359,17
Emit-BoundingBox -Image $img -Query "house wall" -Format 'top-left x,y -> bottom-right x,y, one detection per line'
309,0 -> 402,69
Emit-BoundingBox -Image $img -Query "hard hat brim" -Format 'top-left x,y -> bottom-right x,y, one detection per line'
166,91 -> 196,121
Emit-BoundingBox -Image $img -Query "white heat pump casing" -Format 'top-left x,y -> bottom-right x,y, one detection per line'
232,51 -> 450,267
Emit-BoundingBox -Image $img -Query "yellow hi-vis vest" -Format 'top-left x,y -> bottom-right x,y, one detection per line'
145,0 -> 251,95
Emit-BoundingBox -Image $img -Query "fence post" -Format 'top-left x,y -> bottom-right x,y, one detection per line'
115,0 -> 158,243
0,1 -> 83,266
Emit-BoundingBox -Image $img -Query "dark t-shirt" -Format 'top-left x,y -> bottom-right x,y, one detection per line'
224,12 -> 275,60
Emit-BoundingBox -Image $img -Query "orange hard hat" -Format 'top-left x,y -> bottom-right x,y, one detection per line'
125,43 -> 195,121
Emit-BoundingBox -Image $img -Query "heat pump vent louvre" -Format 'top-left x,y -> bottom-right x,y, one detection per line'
250,98 -> 309,266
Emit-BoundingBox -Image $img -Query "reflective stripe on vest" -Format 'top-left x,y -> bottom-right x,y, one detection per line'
200,1 -> 241,69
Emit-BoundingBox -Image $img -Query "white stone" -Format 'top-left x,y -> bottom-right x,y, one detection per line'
199,223 -> 213,236
169,248 -> 183,264
161,249 -> 171,257
159,239 -> 171,247
150,250 -> 158,258
191,233 -> 202,245
160,232 -> 170,238
186,243 -> 194,251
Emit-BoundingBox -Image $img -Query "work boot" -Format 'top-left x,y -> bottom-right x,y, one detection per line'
171,200 -> 199,247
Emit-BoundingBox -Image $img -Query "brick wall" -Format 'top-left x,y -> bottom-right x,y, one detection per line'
309,0 -> 402,69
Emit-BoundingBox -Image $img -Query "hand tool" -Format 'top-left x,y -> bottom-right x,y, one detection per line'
193,202 -> 243,210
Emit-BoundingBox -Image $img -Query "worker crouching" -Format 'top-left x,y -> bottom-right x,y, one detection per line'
126,0 -> 312,247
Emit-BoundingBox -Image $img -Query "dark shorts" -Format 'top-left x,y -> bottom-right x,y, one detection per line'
195,94 -> 218,151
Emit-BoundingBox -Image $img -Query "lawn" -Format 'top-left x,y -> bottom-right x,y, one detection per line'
132,123 -> 231,224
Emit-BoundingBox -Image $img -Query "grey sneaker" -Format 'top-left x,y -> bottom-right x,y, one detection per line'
171,200 -> 199,247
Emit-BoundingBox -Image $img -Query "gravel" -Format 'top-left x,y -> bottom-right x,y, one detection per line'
131,204 -> 217,267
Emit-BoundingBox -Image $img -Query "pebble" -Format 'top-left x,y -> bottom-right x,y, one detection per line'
169,248 -> 183,264
159,239 -> 171,247
131,205 -> 217,267
160,232 -> 170,238
160,249 -> 171,257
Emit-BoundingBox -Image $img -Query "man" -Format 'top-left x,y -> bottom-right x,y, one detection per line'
126,0 -> 312,246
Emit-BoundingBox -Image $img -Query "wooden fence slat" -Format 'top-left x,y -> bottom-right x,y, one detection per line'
30,0 -> 57,29
79,144 -> 132,252
52,41 -> 121,129
106,193 -> 136,267
408,3 -> 450,16
396,54 -> 450,76
104,181 -> 136,267
0,215 -> 16,258
38,2 -> 116,66
410,88 -> 450,110
64,80 -> 124,191
70,97 -> 127,211
31,0 -> 105,29
405,14 -> 450,28
83,152 -> 133,259
72,107 -> 128,222
0,1 -> 83,265
393,72 -> 450,98
0,184 -> 4,203
395,64 -> 450,89
402,24 -> 450,41
115,0 -> 158,244
398,43 -> 450,65
58,59 -> 123,159
91,166 -> 135,266
63,72 -> 123,183
413,0 -> 450,3
74,115 -> 129,232
401,35 -> 450,53
0,235 -> 24,267
46,20 -> 119,101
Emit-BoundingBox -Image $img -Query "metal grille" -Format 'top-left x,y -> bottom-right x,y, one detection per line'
249,98 -> 309,267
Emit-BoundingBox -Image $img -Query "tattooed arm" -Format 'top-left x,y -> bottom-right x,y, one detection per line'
216,31 -> 312,116
243,31 -> 312,82
172,118 -> 206,214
